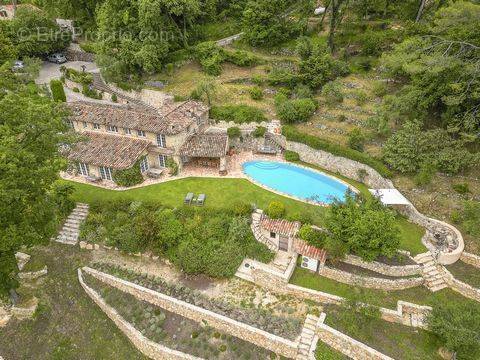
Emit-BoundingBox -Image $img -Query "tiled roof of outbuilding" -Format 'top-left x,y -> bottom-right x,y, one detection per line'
67,131 -> 150,169
180,134 -> 229,158
260,218 -> 301,237
293,239 -> 327,263
68,100 -> 208,135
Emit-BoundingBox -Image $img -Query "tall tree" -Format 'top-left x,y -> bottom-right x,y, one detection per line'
0,68 -> 71,299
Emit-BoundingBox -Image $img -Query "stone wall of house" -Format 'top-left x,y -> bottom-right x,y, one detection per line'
318,266 -> 424,290
460,252 -> 480,269
83,267 -> 299,358
342,255 -> 421,277
442,267 -> 480,302
317,313 -> 394,360
285,141 -> 393,189
78,269 -> 201,360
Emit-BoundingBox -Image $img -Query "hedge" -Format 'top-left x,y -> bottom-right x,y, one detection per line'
282,125 -> 392,178
50,79 -> 66,102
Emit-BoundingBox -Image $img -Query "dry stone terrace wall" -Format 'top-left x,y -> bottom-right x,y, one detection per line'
342,255 -> 421,277
82,267 -> 299,358
460,252 -> 480,268
318,266 -> 424,290
442,267 -> 480,302
286,141 -> 393,189
78,269 -> 201,360
317,313 -> 394,360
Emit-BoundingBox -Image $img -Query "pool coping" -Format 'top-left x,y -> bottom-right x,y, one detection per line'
242,160 -> 360,207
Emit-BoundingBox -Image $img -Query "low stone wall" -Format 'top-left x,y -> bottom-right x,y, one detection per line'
442,267 -> 480,302
78,269 -> 201,360
216,32 -> 244,47
212,121 -> 270,130
286,141 -> 393,189
82,267 -> 299,358
460,252 -> 480,269
342,255 -> 421,277
18,266 -> 48,280
316,313 -> 394,360
318,266 -> 424,290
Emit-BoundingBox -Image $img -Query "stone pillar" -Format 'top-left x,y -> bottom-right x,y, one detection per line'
219,156 -> 227,175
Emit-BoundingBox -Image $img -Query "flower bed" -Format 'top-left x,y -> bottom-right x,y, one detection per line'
83,273 -> 275,359
91,262 -> 303,340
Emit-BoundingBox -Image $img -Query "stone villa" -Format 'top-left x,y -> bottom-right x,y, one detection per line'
66,101 -> 229,182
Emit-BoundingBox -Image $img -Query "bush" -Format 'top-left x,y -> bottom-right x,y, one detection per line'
372,81 -> 388,97
266,201 -> 285,219
64,68 -> 93,86
232,201 -> 252,216
166,158 -> 178,176
283,125 -> 392,178
210,105 -> 267,124
227,127 -> 241,138
321,81 -> 344,105
249,86 -> 263,100
112,162 -> 144,187
225,49 -> 258,67
284,150 -> 300,162
72,87 -> 80,93
347,128 -> 366,152
452,183 -> 470,195
82,84 -> 103,99
275,97 -> 317,124
194,41 -> 225,76
50,79 -> 66,102
414,162 -> 436,186
353,90 -> 369,105
111,93 -> 118,102
253,126 -> 266,138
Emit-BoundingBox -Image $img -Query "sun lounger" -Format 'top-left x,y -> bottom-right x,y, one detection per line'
196,194 -> 206,206
184,192 -> 194,204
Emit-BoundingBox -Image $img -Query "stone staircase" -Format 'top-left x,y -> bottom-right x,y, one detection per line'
272,251 -> 293,273
414,252 -> 448,292
251,209 -> 278,252
296,314 -> 319,360
55,203 -> 89,245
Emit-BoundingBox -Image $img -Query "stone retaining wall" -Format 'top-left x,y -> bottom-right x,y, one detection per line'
316,313 -> 394,360
78,269 -> 201,360
82,267 -> 299,358
442,267 -> 480,302
460,252 -> 480,269
106,82 -> 174,109
318,266 -> 424,290
18,266 -> 48,280
342,255 -> 421,277
286,141 -> 393,189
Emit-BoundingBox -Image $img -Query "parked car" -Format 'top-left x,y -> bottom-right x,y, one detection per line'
12,60 -> 25,71
47,53 -> 67,64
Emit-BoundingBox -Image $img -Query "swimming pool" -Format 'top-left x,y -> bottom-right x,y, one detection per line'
242,161 -> 350,204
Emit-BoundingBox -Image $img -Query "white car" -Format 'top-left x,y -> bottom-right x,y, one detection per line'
47,53 -> 67,64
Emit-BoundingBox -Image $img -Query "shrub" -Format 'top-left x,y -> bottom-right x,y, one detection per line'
284,150 -> 300,162
111,93 -> 118,102
195,41 -> 225,76
64,68 -> 93,86
82,84 -> 102,99
249,86 -> 263,100
275,97 -> 317,124
112,160 -> 144,187
227,127 -> 241,138
166,158 -> 178,176
372,81 -> 388,97
225,49 -> 257,67
253,126 -> 266,138
347,128 -> 366,152
232,201 -> 252,216
298,224 -> 325,248
266,201 -> 285,219
72,87 -> 80,93
452,183 -> 470,195
165,63 -> 174,75
294,84 -> 313,99
414,162 -> 436,186
282,125 -> 392,178
353,90 -> 369,105
267,68 -> 299,88
458,201 -> 480,237
210,105 -> 267,124
321,81 -> 344,105
50,79 -> 66,102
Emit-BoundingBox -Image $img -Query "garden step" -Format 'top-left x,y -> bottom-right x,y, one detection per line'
428,278 -> 445,286
423,265 -> 437,273
414,252 -> 434,263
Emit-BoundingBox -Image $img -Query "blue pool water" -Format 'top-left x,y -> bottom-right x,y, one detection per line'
243,161 -> 349,204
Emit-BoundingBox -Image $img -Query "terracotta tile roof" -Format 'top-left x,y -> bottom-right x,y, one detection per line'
68,100 -> 208,135
293,238 -> 327,263
67,131 -> 150,169
180,134 -> 229,158
260,218 -> 301,237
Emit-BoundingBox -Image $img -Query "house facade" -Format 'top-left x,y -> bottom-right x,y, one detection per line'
66,101 -> 229,183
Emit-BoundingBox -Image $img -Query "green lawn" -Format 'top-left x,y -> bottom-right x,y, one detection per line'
65,177 -> 325,223
290,266 -> 480,310
446,261 -> 480,288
